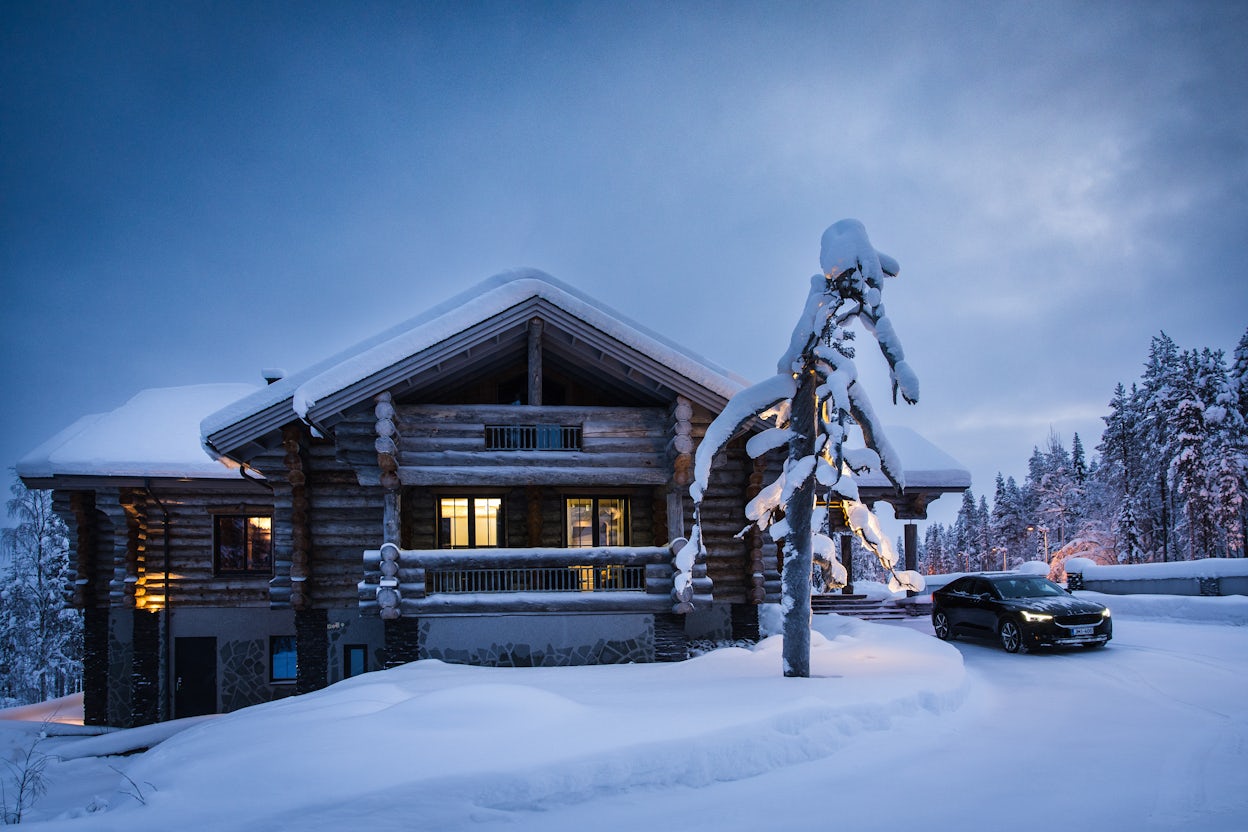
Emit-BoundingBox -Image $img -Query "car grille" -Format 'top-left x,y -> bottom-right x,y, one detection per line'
1056,613 -> 1103,626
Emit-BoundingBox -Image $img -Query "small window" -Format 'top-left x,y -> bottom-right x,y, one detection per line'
215,515 -> 272,574
270,635 -> 297,683
566,497 -> 629,547
344,644 -> 368,679
438,496 -> 504,548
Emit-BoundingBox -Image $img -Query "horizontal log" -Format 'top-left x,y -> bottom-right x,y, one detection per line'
363,545 -> 674,569
398,592 -> 673,615
398,466 -> 670,486
393,450 -> 666,468
395,404 -> 668,427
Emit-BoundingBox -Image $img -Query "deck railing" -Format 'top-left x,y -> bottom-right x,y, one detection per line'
484,424 -> 582,451
360,544 -> 702,616
427,563 -> 646,594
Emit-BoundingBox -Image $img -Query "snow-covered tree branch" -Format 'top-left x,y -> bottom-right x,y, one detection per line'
683,220 -> 922,677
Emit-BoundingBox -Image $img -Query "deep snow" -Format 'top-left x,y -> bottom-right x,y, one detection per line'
3,595 -> 1246,831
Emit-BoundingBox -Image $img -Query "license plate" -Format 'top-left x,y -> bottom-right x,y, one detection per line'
1072,626 -> 1094,636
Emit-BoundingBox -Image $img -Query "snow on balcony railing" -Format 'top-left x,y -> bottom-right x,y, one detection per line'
360,544 -> 710,616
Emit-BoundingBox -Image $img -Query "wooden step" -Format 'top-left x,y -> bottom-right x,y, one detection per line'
811,593 -> 908,620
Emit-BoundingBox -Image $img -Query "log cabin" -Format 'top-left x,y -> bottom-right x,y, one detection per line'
17,270 -> 969,726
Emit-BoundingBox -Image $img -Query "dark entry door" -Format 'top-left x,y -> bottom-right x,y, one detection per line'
175,637 -> 217,718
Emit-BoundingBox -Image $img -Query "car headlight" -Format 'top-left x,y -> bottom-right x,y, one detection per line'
1020,611 -> 1053,623
1101,608 -> 1111,618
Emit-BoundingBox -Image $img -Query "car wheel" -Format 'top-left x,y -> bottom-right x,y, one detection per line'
999,619 -> 1027,654
932,610 -> 955,641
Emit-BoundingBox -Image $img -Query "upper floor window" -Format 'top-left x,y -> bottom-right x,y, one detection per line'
438,496 -> 504,548
214,515 -> 272,574
566,497 -> 628,547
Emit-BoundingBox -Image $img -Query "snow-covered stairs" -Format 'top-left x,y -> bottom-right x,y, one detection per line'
810,593 -> 909,621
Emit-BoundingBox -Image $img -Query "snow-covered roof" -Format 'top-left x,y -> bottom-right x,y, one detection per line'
18,271 -> 970,490
201,269 -> 750,454
853,426 -> 970,490
17,384 -> 259,480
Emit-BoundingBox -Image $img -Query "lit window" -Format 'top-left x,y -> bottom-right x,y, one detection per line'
214,515 -> 272,574
270,635 -> 297,683
438,497 -> 504,548
566,497 -> 628,547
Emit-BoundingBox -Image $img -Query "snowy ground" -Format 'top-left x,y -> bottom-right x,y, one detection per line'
4,594 -> 1246,831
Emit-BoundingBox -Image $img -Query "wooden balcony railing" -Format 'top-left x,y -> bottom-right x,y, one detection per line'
360,544 -> 708,616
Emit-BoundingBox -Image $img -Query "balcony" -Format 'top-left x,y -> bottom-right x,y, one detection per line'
361,544 -> 698,616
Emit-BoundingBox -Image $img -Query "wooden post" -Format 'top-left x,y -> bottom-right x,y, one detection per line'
667,396 -> 694,543
904,522 -> 918,597
69,491 -> 96,608
375,392 -> 402,620
747,456 -> 766,604
283,425 -> 312,611
526,486 -> 542,546
527,317 -> 543,406
840,533 -> 854,595
782,361 -> 816,678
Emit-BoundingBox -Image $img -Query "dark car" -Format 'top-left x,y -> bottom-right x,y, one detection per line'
931,573 -> 1111,653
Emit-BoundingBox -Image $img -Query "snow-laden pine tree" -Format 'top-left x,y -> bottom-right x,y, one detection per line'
1028,431 -> 1082,548
1141,333 -> 1183,561
989,473 -> 1029,569
1,476 -> 81,706
1071,433 -> 1088,486
682,219 -> 922,678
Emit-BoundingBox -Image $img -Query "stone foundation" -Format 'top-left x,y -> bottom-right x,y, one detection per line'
420,613 -> 654,666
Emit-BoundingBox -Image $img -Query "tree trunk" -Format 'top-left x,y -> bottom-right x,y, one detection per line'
782,361 -> 816,678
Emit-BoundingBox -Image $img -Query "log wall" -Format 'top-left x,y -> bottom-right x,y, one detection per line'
334,404 -> 671,487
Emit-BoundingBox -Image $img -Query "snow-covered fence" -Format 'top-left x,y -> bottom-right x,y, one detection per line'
1065,557 -> 1248,597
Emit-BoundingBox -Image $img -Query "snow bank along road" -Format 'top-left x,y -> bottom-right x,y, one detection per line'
445,616 -> 1248,832
7,607 -> 1247,831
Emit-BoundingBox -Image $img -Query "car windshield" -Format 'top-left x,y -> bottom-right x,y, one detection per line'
993,577 -> 1066,599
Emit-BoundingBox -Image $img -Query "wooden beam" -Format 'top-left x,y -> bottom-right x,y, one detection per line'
528,317 -> 543,406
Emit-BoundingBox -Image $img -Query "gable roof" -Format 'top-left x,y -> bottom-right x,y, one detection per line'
201,269 -> 750,460
18,384 -> 259,482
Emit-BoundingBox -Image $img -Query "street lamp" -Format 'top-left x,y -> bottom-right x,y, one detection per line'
1027,525 -> 1050,564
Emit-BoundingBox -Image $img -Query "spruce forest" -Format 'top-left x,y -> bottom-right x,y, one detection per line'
907,329 -> 1248,578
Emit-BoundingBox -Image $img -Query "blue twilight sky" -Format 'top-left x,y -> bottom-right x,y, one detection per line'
2,1 -> 1246,529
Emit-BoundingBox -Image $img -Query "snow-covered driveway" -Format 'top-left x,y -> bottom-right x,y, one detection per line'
456,616 -> 1248,832
9,606 -> 1247,831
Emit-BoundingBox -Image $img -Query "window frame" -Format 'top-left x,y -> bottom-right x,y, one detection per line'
212,513 -> 273,576
436,494 -> 506,549
269,635 -> 297,684
343,644 -> 368,679
564,495 -> 631,548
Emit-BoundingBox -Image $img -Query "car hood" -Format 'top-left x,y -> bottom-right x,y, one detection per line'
1000,596 -> 1105,616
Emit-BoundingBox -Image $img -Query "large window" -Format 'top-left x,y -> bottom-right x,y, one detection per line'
438,496 -> 504,548
566,497 -> 629,547
214,515 -> 272,574
270,635 -> 297,683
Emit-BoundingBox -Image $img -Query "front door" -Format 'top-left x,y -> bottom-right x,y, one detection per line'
175,636 -> 217,718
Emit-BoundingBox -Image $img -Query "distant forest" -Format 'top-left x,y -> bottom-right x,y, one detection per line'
857,329 -> 1248,582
